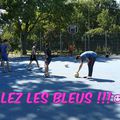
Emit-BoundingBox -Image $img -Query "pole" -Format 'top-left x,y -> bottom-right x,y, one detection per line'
0,26 -> 3,35
60,32 -> 62,53
105,31 -> 107,54
20,31 -> 22,57
87,1 -> 90,50
39,32 -> 42,52
85,35 -> 87,51
87,34 -> 90,50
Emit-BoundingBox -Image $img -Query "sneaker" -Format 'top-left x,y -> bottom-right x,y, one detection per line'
44,72 -> 50,77
83,76 -> 92,79
87,76 -> 92,79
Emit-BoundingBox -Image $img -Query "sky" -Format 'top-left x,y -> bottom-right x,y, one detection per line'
116,0 -> 120,3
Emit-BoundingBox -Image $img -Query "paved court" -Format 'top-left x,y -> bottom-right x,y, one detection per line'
0,55 -> 120,120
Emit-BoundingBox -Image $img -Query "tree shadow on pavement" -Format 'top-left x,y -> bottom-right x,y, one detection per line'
0,58 -> 119,120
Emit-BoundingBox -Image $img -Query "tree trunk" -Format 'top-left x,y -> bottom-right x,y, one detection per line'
21,32 -> 28,55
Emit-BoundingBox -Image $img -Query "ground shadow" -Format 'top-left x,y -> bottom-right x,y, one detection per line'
90,78 -> 115,83
0,57 -> 119,120
96,55 -> 120,63
52,56 -> 77,63
96,56 -> 111,62
0,80 -> 119,120
9,54 -> 120,63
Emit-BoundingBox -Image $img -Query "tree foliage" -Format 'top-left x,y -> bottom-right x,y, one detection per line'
0,0 -> 120,54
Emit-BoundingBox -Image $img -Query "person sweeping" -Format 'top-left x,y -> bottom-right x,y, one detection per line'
75,51 -> 97,78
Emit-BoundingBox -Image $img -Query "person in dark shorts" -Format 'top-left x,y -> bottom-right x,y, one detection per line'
44,44 -> 52,77
28,43 -> 40,69
76,51 -> 97,78
0,39 -> 11,72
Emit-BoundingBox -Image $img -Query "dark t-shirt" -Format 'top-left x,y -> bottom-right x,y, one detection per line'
45,48 -> 51,58
1,44 -> 8,56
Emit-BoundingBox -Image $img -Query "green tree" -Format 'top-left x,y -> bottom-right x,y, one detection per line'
1,0 -> 48,54
1,0 -> 74,54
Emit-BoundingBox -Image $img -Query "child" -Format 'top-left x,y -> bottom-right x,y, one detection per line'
28,43 -> 40,70
1,39 -> 11,72
44,44 -> 52,77
76,51 -> 97,78
68,44 -> 75,56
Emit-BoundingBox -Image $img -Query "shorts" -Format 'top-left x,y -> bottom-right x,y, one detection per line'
1,54 -> 8,61
30,55 -> 37,61
45,58 -> 51,65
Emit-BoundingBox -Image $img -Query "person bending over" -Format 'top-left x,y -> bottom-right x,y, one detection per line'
76,51 -> 97,78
